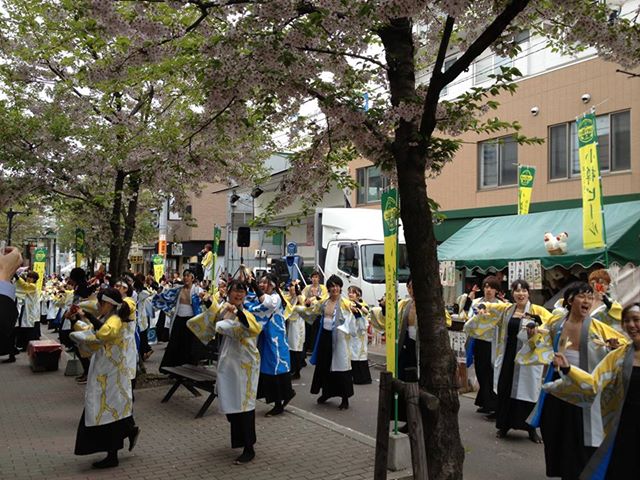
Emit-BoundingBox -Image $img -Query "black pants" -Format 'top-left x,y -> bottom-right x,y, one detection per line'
226,411 -> 256,449
473,339 -> 497,411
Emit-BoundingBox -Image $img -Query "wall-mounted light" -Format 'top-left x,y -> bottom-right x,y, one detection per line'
581,93 -> 591,104
530,106 -> 539,116
250,187 -> 264,199
229,192 -> 240,205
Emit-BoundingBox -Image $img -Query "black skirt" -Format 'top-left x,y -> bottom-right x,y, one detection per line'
310,328 -> 354,399
226,411 -> 256,449
160,315 -> 206,370
540,385 -> 595,478
496,316 -> 535,431
473,339 -> 497,411
351,360 -> 372,385
75,411 -> 135,455
257,372 -> 294,404
606,367 -> 640,478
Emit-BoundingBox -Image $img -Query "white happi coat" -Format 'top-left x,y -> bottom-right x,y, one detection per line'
71,315 -> 133,427
285,293 -> 306,352
186,302 -> 262,414
15,278 -> 40,328
309,297 -> 358,372
349,302 -> 370,362
464,301 -> 553,403
136,289 -> 154,331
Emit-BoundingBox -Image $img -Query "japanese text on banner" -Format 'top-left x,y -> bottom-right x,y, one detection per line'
518,166 -> 536,215
381,189 -> 399,378
577,114 -> 605,249
33,248 -> 47,291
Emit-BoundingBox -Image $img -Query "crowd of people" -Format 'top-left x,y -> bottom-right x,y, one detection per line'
0,248 -> 382,468
461,269 -> 637,479
2,243 -> 639,478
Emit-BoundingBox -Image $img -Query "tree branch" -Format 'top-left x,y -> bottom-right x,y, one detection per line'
294,46 -> 388,69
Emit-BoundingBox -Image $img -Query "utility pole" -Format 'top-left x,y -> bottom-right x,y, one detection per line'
6,208 -> 28,246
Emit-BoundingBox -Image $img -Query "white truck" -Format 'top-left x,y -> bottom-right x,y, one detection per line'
314,208 -> 409,306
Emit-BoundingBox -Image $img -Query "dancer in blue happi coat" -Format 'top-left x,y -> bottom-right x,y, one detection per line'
247,273 -> 295,416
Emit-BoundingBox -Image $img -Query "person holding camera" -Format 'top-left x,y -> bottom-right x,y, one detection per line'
0,247 -> 24,360
464,279 -> 553,443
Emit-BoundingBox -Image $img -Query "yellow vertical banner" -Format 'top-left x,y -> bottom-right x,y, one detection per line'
381,189 -> 399,377
33,248 -> 47,291
153,254 -> 164,282
577,114 -> 605,249
517,166 -> 536,215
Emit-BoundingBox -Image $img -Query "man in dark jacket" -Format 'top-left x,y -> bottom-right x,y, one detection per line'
1,247 -> 23,359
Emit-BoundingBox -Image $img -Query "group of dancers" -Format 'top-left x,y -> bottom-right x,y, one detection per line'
462,269 -> 638,479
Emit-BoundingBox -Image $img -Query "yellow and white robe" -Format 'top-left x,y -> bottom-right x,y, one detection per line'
71,315 -> 133,427
15,278 -> 40,328
349,300 -> 370,362
464,301 -> 553,403
284,292 -> 306,353
187,302 -> 262,414
518,313 -> 627,446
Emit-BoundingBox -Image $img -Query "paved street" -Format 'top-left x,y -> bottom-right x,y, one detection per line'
0,336 -> 545,480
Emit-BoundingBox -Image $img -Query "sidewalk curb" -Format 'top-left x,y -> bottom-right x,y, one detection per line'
286,405 -> 412,480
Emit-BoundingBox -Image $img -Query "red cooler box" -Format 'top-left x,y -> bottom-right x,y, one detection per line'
27,340 -> 63,372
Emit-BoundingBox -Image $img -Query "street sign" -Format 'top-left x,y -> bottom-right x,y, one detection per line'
130,255 -> 144,265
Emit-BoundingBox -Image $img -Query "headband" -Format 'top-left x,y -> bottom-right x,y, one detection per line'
101,295 -> 122,307
629,305 -> 640,313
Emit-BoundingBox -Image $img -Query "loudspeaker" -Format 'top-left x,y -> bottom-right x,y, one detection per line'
237,226 -> 251,247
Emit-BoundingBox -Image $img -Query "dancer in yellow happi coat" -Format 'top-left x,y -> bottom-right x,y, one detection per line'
70,288 -> 139,469
187,280 -> 262,464
519,282 -> 626,479
544,302 -> 640,480
464,279 -> 553,443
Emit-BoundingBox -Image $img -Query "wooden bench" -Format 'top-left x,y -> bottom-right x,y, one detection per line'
160,364 -> 217,418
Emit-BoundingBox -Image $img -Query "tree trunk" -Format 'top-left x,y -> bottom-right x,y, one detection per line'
396,156 -> 464,480
109,169 -> 126,278
380,17 -> 464,480
118,172 -> 141,275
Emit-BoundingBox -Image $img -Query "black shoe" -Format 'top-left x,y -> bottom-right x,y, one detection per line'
265,406 -> 284,417
291,372 -> 301,380
92,456 -> 118,469
317,395 -> 329,404
129,426 -> 140,451
2,357 -> 16,364
484,412 -> 497,421
338,398 -> 349,410
476,407 -> 492,414
528,429 -> 543,444
496,429 -> 509,439
282,390 -> 296,408
234,447 -> 255,465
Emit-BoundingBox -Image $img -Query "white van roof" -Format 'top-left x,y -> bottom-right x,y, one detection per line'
320,208 -> 405,248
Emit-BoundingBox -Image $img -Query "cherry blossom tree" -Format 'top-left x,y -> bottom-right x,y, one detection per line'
3,0 -> 640,477
0,0 -> 272,278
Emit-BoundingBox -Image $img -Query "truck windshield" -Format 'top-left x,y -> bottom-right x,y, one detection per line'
361,244 -> 410,283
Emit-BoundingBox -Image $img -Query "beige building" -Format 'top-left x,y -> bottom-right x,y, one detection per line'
350,55 -> 639,241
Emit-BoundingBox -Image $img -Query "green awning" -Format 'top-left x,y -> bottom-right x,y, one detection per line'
437,200 -> 640,271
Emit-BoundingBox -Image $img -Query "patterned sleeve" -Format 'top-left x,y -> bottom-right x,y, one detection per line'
187,301 -> 222,345
542,347 -> 622,407
463,302 -> 511,341
215,309 -> 262,339
95,315 -> 123,342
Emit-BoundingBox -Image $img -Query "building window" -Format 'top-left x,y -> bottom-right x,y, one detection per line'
478,135 -> 518,189
549,110 -> 630,180
474,53 -> 512,85
441,56 -> 457,96
356,165 -> 389,204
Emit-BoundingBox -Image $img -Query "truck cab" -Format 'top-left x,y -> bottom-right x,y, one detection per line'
316,208 -> 409,306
